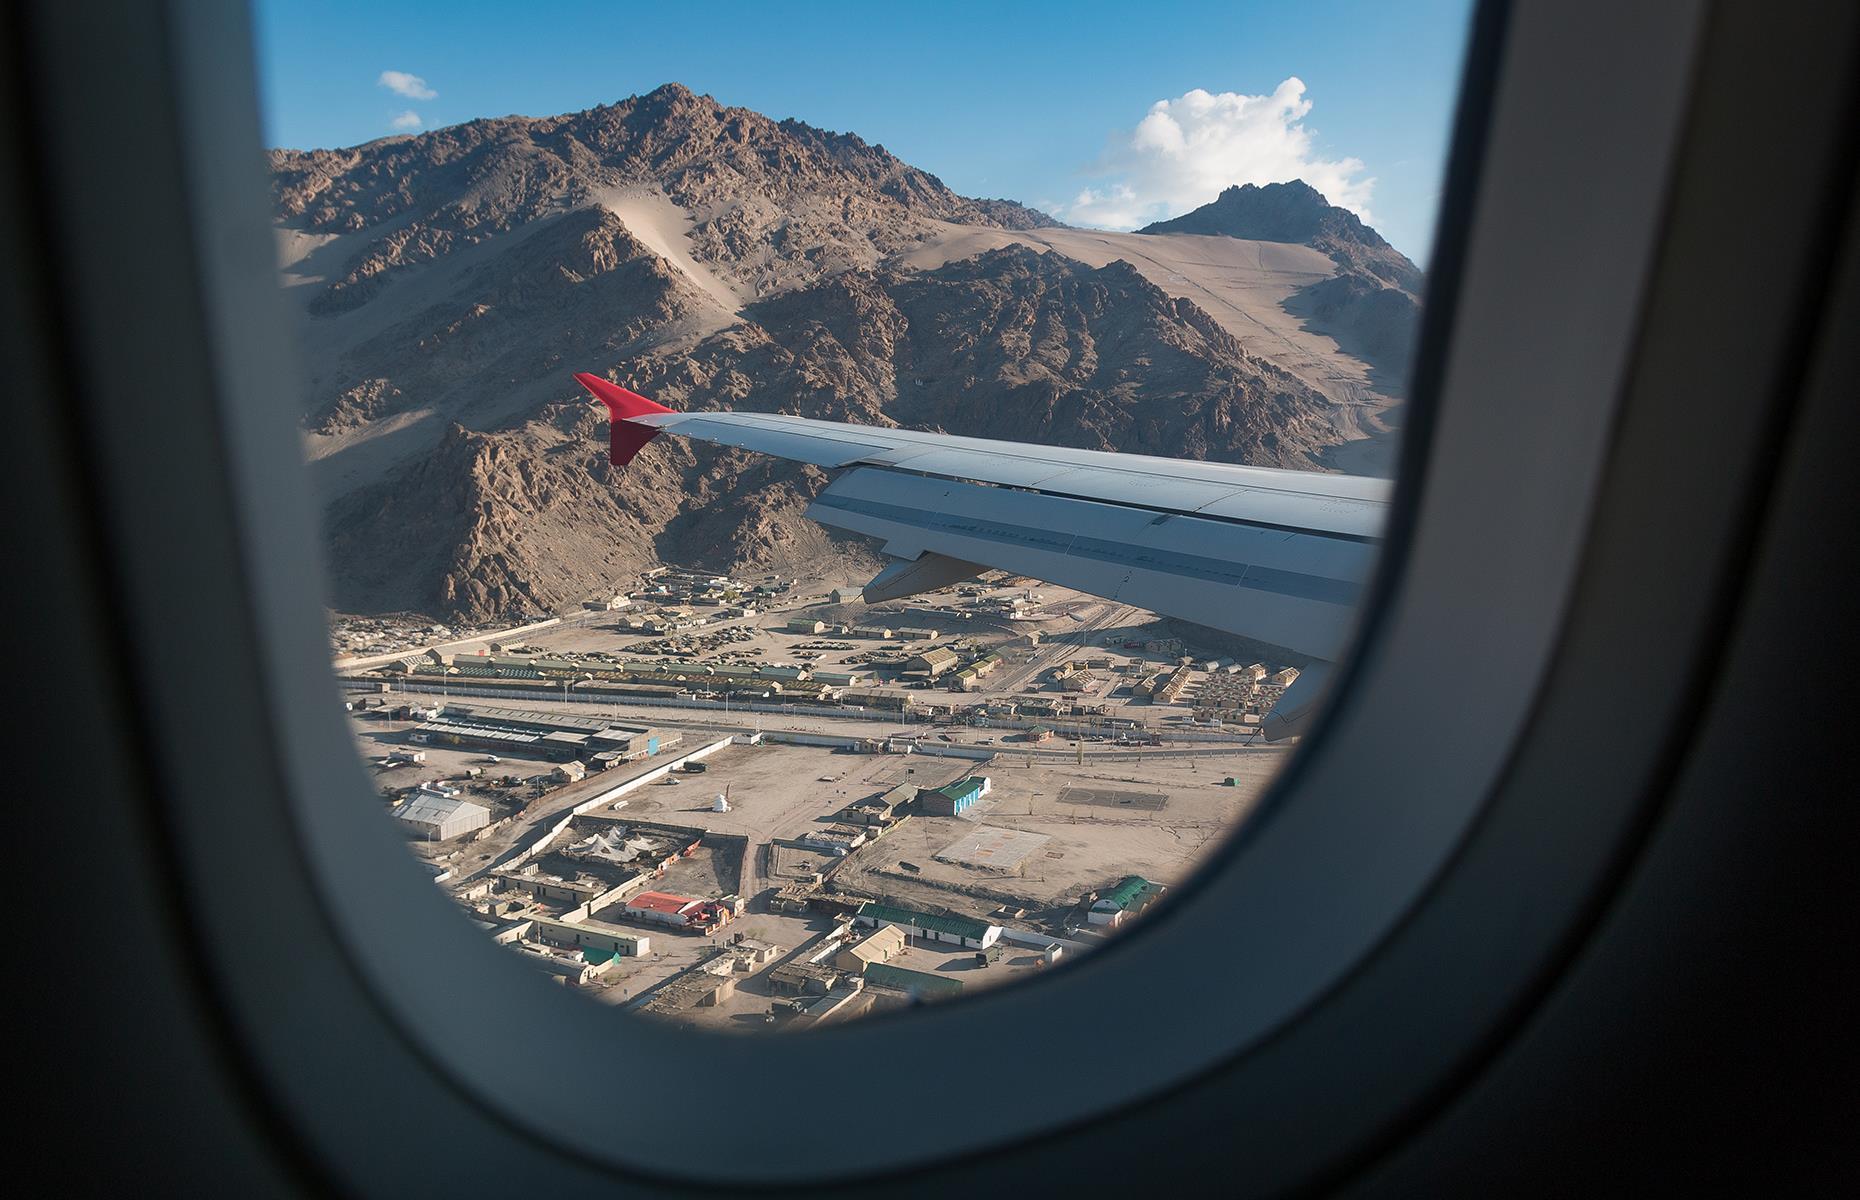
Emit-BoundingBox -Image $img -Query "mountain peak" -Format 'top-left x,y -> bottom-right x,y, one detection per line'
1221,178 -> 1325,206
629,81 -> 711,118
1142,180 -> 1356,245
1140,180 -> 1419,293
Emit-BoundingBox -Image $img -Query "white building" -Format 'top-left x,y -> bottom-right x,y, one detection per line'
395,793 -> 490,841
854,902 -> 1002,949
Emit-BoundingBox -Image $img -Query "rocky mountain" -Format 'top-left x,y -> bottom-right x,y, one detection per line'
272,83 -> 1054,326
276,89 -> 1405,622
609,247 -> 1338,459
320,244 -> 1341,618
1138,180 -> 1420,288
1139,181 -> 1423,375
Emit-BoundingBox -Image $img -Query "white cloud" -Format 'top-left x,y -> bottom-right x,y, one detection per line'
389,110 -> 423,131
1066,184 -> 1147,229
1061,78 -> 1375,230
377,70 -> 437,101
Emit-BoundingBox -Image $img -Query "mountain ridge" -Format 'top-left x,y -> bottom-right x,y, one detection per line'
276,89 -> 1413,622
272,83 -> 1058,321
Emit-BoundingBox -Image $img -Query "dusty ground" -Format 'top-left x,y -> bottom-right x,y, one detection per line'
830,749 -> 1288,911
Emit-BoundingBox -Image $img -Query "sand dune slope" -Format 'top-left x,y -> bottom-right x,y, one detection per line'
903,222 -> 1387,406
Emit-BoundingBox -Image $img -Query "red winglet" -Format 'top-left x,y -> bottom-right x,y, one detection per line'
574,372 -> 673,465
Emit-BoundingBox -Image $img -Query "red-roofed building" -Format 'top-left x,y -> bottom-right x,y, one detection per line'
627,891 -> 699,923
625,891 -> 732,933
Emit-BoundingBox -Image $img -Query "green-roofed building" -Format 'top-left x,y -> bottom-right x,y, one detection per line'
855,901 -> 1002,949
920,775 -> 993,817
864,962 -> 964,1001
1088,875 -> 1169,926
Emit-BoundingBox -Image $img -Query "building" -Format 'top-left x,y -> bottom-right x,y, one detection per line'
495,871 -> 608,910
920,775 -> 992,817
1087,875 -> 1169,926
792,824 -> 869,856
721,936 -> 781,970
896,627 -> 938,641
906,647 -> 961,679
783,981 -> 868,1026
846,782 -> 917,826
833,924 -> 906,974
625,890 -> 731,933
514,942 -> 617,986
841,690 -> 916,712
626,891 -> 698,925
418,704 -> 665,762
949,652 -> 1003,691
639,963 -> 737,1017
768,960 -> 850,997
830,587 -> 861,604
855,902 -> 1002,949
1153,666 -> 1195,705
787,618 -> 827,635
394,793 -> 489,840
863,962 -> 964,1001
769,882 -> 819,914
530,916 -> 651,959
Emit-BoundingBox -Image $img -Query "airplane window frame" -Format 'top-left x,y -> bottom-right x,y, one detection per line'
20,0 -> 1778,1188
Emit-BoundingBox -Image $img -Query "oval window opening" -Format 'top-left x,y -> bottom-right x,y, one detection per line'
261,0 -> 1474,1030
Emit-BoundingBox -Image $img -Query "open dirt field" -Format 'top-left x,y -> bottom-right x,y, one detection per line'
830,748 -> 1289,913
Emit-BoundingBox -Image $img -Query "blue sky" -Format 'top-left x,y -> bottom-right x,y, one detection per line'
254,0 -> 1472,261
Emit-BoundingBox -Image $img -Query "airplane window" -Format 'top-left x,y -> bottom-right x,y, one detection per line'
260,0 -> 1474,1028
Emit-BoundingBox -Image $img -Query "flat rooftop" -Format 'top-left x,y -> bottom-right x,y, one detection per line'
934,825 -> 1053,874
443,703 -> 649,735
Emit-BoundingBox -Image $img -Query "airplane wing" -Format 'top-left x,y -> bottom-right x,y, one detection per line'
576,373 -> 1387,739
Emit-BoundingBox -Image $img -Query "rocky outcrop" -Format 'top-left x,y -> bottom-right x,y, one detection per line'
320,411 -> 863,619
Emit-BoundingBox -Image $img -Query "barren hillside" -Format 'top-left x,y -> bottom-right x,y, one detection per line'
274,86 -> 1417,622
